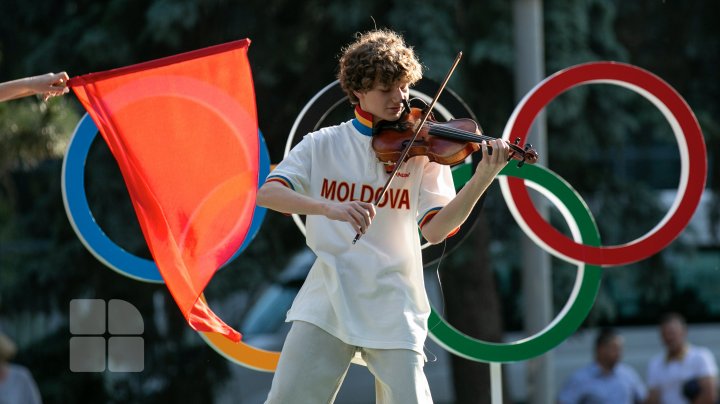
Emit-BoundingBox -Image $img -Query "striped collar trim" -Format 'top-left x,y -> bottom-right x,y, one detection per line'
352,105 -> 373,137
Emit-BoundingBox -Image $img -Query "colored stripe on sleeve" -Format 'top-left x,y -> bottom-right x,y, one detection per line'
418,208 -> 460,238
265,175 -> 295,191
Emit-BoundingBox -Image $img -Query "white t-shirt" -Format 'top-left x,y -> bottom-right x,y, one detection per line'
646,345 -> 719,404
265,116 -> 456,356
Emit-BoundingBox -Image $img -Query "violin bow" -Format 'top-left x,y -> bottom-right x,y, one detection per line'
353,51 -> 463,244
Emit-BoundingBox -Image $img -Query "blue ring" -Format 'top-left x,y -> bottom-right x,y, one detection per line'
62,113 -> 270,283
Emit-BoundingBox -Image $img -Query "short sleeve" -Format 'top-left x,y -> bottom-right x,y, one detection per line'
264,135 -> 312,195
695,347 -> 719,377
417,161 -> 456,231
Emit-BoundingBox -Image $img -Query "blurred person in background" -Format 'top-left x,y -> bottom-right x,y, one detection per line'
0,72 -> 69,102
646,312 -> 718,404
558,327 -> 647,404
0,332 -> 42,404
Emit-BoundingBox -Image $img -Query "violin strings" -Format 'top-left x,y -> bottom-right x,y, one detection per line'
424,122 -> 526,154
425,122 -> 497,142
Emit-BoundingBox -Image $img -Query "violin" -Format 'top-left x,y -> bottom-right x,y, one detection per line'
371,104 -> 539,170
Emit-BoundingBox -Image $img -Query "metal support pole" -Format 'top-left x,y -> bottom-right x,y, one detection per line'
490,362 -> 503,404
512,0 -> 554,403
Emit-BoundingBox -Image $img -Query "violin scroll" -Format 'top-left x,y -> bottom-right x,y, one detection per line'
510,137 -> 538,167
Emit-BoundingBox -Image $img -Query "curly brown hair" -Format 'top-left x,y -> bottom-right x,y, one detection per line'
337,29 -> 423,105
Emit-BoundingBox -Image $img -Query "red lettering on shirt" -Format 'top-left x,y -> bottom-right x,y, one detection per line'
349,183 -> 357,201
337,182 -> 349,201
321,178 -> 410,210
376,187 -> 388,208
360,185 -> 375,203
321,178 -> 336,200
398,189 -> 410,210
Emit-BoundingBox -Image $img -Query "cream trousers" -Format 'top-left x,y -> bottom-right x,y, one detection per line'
264,320 -> 433,404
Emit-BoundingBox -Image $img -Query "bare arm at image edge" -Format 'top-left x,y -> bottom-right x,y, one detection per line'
0,72 -> 69,102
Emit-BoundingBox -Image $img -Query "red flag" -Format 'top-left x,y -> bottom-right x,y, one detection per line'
69,39 -> 258,342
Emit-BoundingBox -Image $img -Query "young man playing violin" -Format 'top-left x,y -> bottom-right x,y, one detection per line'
257,28 -> 509,404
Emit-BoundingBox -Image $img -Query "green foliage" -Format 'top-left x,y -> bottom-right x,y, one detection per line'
0,96 -> 79,256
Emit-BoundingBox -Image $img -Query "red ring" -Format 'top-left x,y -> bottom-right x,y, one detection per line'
505,62 -> 706,266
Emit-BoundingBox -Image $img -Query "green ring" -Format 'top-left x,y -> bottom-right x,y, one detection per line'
428,163 -> 602,363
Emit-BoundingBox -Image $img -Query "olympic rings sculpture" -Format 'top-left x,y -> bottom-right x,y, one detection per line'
62,61 -> 706,369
